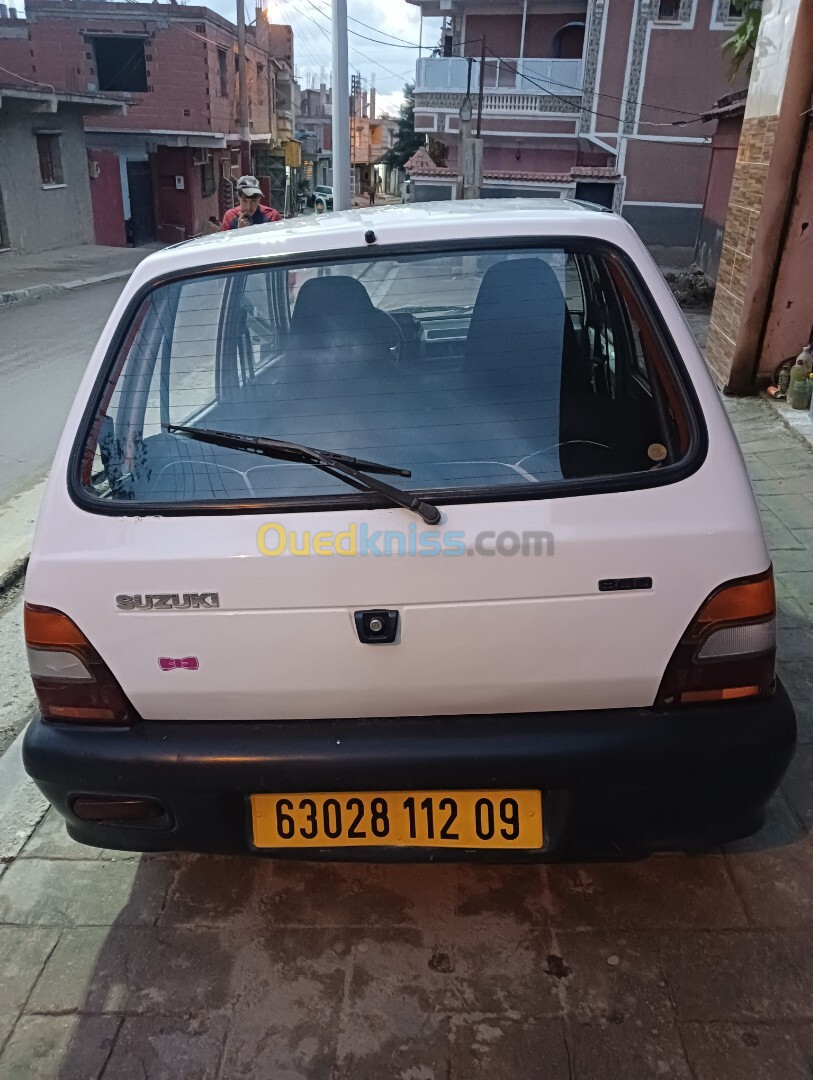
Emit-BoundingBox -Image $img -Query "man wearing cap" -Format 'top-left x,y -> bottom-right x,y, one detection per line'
220,176 -> 282,230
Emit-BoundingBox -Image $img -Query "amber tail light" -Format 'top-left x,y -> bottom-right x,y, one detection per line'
24,604 -> 137,725
655,568 -> 776,707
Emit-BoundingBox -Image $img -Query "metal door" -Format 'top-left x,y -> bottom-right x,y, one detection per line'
126,160 -> 156,246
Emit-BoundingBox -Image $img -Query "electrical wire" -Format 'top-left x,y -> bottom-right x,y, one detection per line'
484,47 -> 704,127
497,58 -> 707,121
308,0 -> 427,48
292,0 -> 408,82
0,64 -> 55,94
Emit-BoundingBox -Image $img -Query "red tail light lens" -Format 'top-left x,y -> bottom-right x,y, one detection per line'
655,568 -> 776,707
24,604 -> 137,725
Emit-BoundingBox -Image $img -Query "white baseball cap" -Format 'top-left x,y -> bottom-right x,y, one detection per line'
236,175 -> 262,197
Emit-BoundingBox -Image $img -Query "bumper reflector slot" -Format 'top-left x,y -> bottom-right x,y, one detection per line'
71,796 -> 166,823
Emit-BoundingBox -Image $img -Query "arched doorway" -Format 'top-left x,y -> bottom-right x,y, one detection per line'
552,21 -> 586,60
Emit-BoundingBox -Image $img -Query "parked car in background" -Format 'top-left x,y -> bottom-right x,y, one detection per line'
22,201 -> 795,860
307,185 -> 334,213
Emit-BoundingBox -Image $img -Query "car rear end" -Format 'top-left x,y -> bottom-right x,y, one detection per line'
22,203 -> 796,859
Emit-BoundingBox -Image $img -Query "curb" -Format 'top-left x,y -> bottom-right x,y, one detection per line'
0,556 -> 28,601
0,268 -> 132,309
0,722 -> 49,864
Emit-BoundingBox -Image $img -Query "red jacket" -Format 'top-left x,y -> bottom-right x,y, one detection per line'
220,204 -> 282,230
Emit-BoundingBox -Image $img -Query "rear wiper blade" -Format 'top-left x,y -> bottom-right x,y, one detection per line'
167,424 -> 441,525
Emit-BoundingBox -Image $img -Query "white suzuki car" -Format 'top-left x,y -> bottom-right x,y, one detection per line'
23,201 -> 795,859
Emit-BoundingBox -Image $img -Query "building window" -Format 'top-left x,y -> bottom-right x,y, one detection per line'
36,133 -> 64,185
91,36 -> 148,93
218,48 -> 228,96
715,0 -> 743,21
201,156 -> 216,198
655,0 -> 682,20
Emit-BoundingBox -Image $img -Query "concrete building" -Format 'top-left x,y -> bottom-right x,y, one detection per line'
0,0 -> 296,246
704,0 -> 813,392
297,84 -> 333,188
296,84 -> 400,197
0,77 -> 126,254
407,0 -> 747,252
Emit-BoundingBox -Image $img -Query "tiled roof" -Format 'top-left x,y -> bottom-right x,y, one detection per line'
403,146 -> 440,173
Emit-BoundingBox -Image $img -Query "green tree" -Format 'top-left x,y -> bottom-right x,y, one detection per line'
383,84 -> 424,168
723,0 -> 762,79
427,138 -> 449,168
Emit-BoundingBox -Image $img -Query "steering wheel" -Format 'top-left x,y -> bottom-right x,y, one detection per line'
385,311 -> 423,367
378,311 -> 407,365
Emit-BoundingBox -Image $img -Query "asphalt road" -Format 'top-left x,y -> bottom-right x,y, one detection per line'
0,282 -> 124,506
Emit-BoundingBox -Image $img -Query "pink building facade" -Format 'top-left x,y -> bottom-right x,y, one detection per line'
408,0 -> 747,252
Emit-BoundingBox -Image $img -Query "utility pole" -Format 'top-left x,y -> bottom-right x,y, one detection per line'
331,0 -> 351,211
459,57 -> 474,199
236,0 -> 251,176
463,37 -> 485,199
475,36 -> 486,139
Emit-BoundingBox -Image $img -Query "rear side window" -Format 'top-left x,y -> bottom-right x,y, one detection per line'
76,245 -> 698,510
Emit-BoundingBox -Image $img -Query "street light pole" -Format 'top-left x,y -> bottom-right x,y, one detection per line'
236,0 -> 251,175
331,0 -> 351,211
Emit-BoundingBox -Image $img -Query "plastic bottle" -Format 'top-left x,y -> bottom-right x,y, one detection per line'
789,358 -> 813,409
798,345 -> 813,376
777,364 -> 791,397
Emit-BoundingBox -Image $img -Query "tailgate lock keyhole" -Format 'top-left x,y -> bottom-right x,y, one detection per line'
354,609 -> 399,644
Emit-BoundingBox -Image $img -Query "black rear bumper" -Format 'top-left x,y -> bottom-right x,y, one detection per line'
22,682 -> 797,859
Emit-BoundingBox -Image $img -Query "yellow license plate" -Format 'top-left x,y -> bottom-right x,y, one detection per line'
250,790 -> 543,850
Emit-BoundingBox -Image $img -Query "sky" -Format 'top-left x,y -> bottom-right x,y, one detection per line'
222,0 -> 443,117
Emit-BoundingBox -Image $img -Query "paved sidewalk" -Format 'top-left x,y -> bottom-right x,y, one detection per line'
0,394 -> 811,1079
0,244 -> 160,308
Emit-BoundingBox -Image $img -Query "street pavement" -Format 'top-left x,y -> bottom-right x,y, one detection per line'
0,244 -> 159,308
0,281 -> 125,506
0,393 -> 810,1079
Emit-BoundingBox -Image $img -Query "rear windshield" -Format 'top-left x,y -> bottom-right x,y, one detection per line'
76,244 -> 696,510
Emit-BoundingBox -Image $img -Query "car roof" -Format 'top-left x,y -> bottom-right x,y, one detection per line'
127,199 -> 633,288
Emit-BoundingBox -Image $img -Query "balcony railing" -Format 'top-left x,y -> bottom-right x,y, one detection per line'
414,56 -> 583,98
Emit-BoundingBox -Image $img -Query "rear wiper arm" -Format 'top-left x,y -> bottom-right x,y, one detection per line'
167,424 -> 441,525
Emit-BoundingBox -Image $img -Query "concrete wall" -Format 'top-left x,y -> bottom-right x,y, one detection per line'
0,103 -> 94,254
412,182 -> 454,201
481,185 -> 563,199
621,203 -> 701,253
463,12 -> 585,58
623,139 -> 711,205
636,0 -> 747,135
483,144 -> 578,172
695,114 -> 742,281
